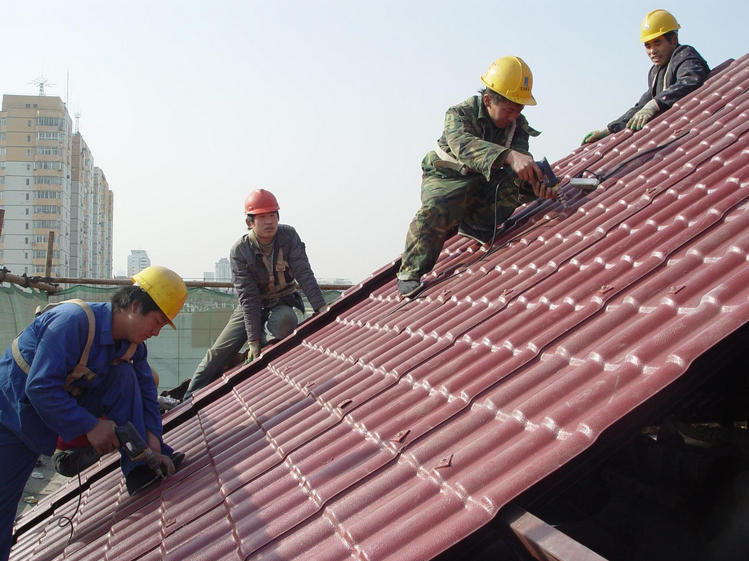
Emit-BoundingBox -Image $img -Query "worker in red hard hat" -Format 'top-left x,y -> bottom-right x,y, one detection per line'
183,189 -> 327,399
582,9 -> 709,144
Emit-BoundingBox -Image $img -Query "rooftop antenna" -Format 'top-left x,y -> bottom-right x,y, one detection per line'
29,75 -> 55,96
75,112 -> 81,134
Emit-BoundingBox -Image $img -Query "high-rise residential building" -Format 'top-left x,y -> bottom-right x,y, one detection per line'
215,257 -> 231,283
0,94 -> 73,277
0,93 -> 114,278
93,168 -> 114,279
127,249 -> 150,276
71,132 -> 94,278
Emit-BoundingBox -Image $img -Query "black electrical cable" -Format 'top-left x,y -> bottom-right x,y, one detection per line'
57,453 -> 84,545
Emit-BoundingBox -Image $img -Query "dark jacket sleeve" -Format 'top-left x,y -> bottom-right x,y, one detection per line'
653,46 -> 709,110
285,228 -> 327,312
608,45 -> 709,133
230,237 -> 263,342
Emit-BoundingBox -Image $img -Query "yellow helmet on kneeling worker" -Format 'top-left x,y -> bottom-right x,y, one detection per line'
131,266 -> 188,329
480,55 -> 536,106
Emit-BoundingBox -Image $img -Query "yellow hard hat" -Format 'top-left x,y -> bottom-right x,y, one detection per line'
131,265 -> 188,329
640,9 -> 680,43
480,56 -> 536,106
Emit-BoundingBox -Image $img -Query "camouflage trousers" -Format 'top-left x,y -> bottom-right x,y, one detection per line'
398,152 -> 537,280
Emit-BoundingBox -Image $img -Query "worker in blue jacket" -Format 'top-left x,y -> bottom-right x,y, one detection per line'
0,266 -> 188,561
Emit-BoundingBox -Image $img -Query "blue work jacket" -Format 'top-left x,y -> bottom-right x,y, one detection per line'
0,302 -> 162,455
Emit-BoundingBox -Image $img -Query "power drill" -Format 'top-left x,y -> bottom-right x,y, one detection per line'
507,157 -> 560,192
115,422 -> 165,479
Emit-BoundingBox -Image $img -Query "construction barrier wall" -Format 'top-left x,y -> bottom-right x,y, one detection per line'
0,284 -> 340,392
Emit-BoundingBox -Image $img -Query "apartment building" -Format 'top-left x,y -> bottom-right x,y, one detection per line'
0,93 -> 113,278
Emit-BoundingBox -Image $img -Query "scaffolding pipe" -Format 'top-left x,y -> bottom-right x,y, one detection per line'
0,272 -> 353,294
0,270 -> 61,293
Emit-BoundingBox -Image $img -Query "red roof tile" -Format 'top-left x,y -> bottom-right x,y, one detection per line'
11,54 -> 749,560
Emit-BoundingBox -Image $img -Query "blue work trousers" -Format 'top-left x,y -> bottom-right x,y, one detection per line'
0,362 -> 170,561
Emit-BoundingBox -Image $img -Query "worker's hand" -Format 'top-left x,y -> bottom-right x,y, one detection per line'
532,182 -> 557,200
245,340 -> 261,364
152,453 -> 176,477
86,419 -> 119,455
626,100 -> 659,131
581,128 -> 610,145
505,151 -> 543,185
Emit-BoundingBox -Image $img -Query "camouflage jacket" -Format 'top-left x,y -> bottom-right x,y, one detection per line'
230,224 -> 326,342
609,45 -> 710,133
433,95 -> 540,181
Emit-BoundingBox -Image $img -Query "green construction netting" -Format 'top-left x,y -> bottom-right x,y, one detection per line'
1,284 -> 340,392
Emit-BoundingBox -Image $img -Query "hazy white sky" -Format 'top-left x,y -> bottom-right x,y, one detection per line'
3,1 -> 747,283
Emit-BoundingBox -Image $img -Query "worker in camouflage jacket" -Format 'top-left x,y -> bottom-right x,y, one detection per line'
582,9 -> 709,144
184,189 -> 327,399
397,55 -> 556,298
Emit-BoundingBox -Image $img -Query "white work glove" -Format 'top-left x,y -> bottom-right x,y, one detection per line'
627,99 -> 660,131
581,128 -> 610,145
245,340 -> 261,364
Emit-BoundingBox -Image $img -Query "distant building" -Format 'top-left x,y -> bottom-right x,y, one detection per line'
0,93 -> 113,278
203,271 -> 215,282
215,257 -> 231,283
127,249 -> 150,276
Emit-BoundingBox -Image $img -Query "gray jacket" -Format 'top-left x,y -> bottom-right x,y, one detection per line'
230,224 -> 326,342
609,44 -> 710,133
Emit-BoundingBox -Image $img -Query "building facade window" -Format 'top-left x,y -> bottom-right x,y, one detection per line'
28,120 -> 32,127
37,117 -> 61,127
34,205 -> 61,215
36,220 -> 60,229
0,133 -> 5,140
34,191 -> 61,199
37,132 -> 62,141
36,147 -> 60,155
0,118 -> 6,126
0,147 -> 5,155
36,235 -> 48,243
34,161 -> 62,170
35,177 -> 62,185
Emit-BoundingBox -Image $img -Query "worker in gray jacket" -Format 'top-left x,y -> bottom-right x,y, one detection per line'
184,189 -> 326,399
582,9 -> 709,144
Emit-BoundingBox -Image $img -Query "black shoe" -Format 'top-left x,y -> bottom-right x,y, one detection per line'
397,279 -> 424,298
124,451 -> 186,497
458,222 -> 494,245
170,451 -> 185,469
125,465 -> 161,496
53,446 -> 102,477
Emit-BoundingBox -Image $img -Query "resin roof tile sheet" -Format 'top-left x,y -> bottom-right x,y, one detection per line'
11,54 -> 749,560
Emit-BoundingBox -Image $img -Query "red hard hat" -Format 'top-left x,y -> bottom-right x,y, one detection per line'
244,189 -> 280,215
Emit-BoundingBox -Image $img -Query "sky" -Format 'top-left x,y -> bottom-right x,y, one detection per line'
2,0 -> 748,284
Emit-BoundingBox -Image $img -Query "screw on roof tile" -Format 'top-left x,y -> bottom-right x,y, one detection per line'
668,285 -> 685,294
390,429 -> 410,443
338,399 -> 352,409
599,285 -> 614,294
434,454 -> 453,469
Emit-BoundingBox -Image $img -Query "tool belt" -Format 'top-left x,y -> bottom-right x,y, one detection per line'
12,299 -> 137,397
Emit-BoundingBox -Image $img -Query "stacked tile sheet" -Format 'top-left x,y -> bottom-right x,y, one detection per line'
11,53 -> 749,560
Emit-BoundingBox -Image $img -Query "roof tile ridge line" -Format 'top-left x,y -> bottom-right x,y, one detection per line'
304,139 -> 749,501
211,348 -> 408,494
163,263 -> 402,432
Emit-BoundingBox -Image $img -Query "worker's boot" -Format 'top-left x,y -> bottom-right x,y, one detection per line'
125,451 -> 186,496
53,446 -> 102,477
458,222 -> 494,245
397,279 -> 423,298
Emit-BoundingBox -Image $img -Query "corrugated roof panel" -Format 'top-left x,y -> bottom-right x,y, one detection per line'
11,54 -> 749,560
